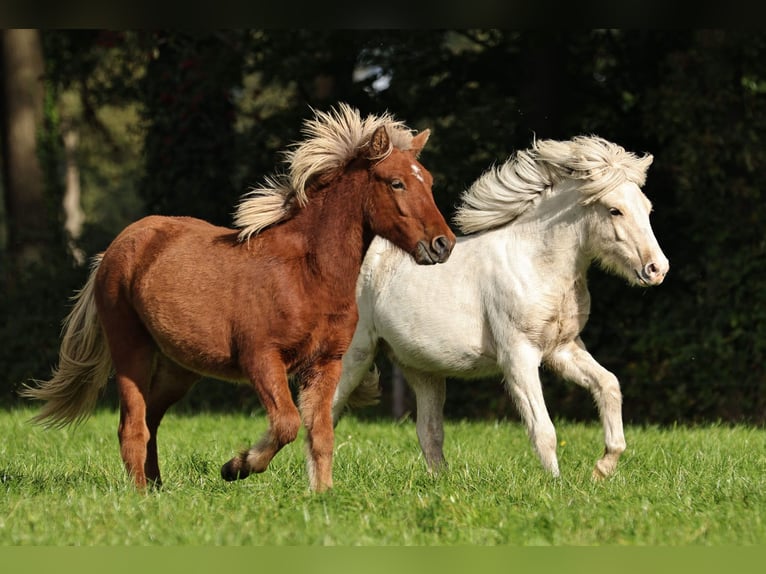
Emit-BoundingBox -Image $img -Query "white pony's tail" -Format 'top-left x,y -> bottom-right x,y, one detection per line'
20,254 -> 112,428
346,366 -> 382,409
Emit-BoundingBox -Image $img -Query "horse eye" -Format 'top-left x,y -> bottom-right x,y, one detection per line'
390,179 -> 406,191
609,207 -> 623,216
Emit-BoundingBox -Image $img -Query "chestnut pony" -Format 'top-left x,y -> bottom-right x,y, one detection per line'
22,104 -> 455,492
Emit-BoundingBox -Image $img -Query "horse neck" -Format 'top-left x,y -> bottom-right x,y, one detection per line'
277,171 -> 369,295
509,190 -> 592,280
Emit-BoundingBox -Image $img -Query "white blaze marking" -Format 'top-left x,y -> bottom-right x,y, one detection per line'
411,164 -> 424,183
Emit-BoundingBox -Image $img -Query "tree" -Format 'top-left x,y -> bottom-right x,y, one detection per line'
0,29 -> 49,271
139,31 -> 245,225
3,29 -> 765,423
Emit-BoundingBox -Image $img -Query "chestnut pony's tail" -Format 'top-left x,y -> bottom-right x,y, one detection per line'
20,254 -> 111,428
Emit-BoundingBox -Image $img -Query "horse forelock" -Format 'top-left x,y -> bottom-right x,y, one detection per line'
286,104 -> 415,191
454,135 -> 653,234
234,103 -> 416,242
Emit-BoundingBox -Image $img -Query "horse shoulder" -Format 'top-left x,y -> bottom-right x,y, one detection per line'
474,230 -> 585,355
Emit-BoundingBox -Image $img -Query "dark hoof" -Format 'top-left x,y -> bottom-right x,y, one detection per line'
221,458 -> 249,482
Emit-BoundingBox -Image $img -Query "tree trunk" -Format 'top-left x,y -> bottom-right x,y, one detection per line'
62,127 -> 85,265
0,29 -> 48,269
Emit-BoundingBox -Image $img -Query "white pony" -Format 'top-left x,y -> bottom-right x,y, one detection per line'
332,135 -> 669,479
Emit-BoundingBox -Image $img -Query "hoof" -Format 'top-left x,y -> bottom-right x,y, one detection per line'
425,459 -> 449,476
592,463 -> 611,480
221,458 -> 250,482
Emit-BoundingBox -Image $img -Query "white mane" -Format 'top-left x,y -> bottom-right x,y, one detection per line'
234,103 -> 417,242
453,135 -> 654,234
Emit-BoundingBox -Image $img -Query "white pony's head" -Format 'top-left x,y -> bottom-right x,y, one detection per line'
541,136 -> 669,287
455,135 -> 669,286
584,177 -> 669,286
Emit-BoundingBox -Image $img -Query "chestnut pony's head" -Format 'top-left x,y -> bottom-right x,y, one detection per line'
358,124 -> 454,264
234,103 -> 454,264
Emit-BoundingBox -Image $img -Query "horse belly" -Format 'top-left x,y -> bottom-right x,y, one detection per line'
135,289 -> 244,379
378,314 -> 498,378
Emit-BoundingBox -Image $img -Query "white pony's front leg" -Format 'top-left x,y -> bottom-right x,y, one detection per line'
547,338 -> 626,479
501,342 -> 560,477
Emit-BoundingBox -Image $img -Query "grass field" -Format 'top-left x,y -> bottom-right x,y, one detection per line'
0,407 -> 764,545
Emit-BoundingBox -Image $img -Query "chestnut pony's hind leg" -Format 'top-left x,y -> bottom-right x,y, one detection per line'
221,352 -> 301,482
108,323 -> 155,489
144,357 -> 199,486
96,256 -> 161,490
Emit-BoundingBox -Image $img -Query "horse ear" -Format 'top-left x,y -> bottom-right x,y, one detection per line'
366,126 -> 391,159
409,129 -> 430,158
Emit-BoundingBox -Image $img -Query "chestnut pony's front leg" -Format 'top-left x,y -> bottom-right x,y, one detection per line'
221,353 -> 302,482
297,360 -> 342,492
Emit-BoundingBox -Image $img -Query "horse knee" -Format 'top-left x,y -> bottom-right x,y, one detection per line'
599,373 -> 622,403
118,414 -> 150,446
273,410 -> 301,446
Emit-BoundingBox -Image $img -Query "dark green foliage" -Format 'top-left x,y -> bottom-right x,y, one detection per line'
139,31 -> 246,225
3,30 -> 765,424
0,258 -> 88,402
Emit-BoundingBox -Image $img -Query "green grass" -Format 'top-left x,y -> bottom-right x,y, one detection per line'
0,407 -> 764,545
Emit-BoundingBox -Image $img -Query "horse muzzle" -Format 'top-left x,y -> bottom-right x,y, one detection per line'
636,259 -> 669,286
414,235 -> 454,265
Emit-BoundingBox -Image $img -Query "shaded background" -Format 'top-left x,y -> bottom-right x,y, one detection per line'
1,30 -> 764,424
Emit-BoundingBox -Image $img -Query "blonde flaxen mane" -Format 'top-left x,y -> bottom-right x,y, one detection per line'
234,103 -> 418,242
453,135 -> 654,234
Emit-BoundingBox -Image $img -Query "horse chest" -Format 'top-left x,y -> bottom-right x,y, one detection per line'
529,282 -> 589,352
277,306 -> 358,366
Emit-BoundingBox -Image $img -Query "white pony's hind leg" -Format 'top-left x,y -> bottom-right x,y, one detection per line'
547,339 -> 626,479
402,368 -> 447,472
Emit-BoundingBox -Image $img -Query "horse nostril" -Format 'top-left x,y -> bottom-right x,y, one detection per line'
431,235 -> 451,257
644,261 -> 667,280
